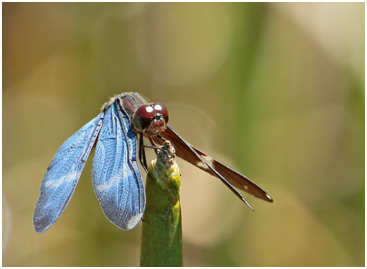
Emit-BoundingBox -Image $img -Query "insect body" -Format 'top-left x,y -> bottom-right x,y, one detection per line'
33,92 -> 272,234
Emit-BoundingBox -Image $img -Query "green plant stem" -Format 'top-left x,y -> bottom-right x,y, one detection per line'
140,142 -> 182,267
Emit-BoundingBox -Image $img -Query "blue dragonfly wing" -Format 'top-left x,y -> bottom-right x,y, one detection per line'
92,102 -> 145,231
33,112 -> 105,233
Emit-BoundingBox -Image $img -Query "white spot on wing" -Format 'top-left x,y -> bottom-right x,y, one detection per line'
125,212 -> 143,230
95,173 -> 121,192
202,154 -> 214,166
196,161 -> 211,172
45,171 -> 79,188
197,154 -> 214,167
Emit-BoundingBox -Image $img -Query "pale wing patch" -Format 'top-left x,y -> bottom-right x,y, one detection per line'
95,172 -> 121,192
125,212 -> 143,230
196,153 -> 214,171
44,171 -> 79,188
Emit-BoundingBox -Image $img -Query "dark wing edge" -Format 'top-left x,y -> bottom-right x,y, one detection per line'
33,112 -> 105,233
92,102 -> 145,231
157,126 -> 273,203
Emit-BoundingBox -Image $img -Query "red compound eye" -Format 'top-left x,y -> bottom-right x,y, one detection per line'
133,103 -> 169,133
152,102 -> 169,123
133,104 -> 156,132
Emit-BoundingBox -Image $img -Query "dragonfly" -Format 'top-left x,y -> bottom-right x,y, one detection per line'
33,92 -> 273,234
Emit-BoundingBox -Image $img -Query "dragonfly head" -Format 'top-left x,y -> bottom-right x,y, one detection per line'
132,103 -> 169,136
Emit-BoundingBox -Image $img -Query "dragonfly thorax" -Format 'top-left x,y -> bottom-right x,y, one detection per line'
132,103 -> 169,136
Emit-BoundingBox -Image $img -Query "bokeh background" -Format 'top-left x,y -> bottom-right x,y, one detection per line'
3,2 -> 364,266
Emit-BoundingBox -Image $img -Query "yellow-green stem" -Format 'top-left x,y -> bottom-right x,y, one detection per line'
140,143 -> 182,267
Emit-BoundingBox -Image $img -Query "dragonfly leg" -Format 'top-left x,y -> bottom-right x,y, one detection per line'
148,137 -> 160,155
138,134 -> 149,173
157,134 -> 166,142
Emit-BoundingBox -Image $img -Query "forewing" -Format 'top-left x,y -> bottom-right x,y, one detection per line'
92,102 -> 145,231
156,126 -> 273,203
33,112 -> 105,233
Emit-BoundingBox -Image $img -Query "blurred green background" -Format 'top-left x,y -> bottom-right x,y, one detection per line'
3,2 -> 364,266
